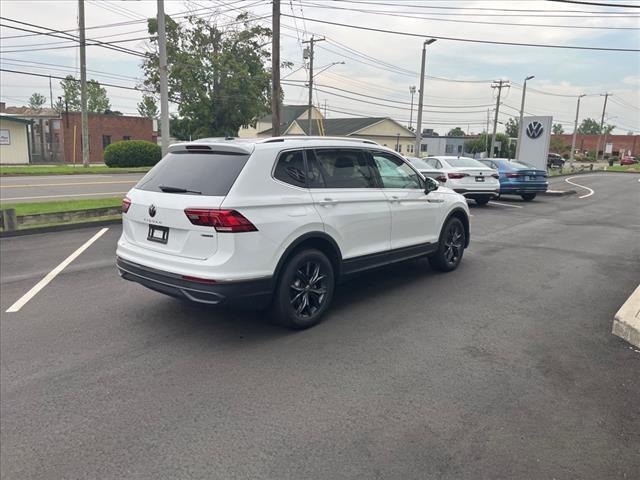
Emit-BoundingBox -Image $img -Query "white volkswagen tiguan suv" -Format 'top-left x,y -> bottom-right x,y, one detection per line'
116,137 -> 470,329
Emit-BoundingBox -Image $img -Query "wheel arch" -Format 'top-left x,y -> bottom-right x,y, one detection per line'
273,232 -> 343,283
443,207 -> 470,248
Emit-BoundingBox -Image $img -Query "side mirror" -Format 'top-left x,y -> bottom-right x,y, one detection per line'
424,176 -> 439,194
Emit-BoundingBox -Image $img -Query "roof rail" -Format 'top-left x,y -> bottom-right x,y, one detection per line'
259,136 -> 379,145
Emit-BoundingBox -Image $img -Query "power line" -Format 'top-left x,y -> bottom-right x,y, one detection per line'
281,14 -> 639,52
298,1 -> 640,29
547,0 -> 640,8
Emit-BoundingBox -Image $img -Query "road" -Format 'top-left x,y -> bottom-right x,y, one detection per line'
0,173 -> 143,203
1,173 -> 639,479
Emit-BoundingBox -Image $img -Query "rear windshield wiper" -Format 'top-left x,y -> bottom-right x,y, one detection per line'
158,185 -> 202,194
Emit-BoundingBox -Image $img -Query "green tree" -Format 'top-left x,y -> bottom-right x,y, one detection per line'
87,80 -> 111,113
603,124 -> 615,135
142,13 -> 273,137
465,133 -> 512,157
549,136 -> 569,154
464,133 -> 488,155
28,93 -> 47,112
137,94 -> 158,118
60,75 -> 81,111
447,127 -> 465,136
505,118 -> 519,138
578,118 -> 601,134
552,123 -> 564,134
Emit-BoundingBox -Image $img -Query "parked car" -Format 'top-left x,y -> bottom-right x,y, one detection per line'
409,156 -> 500,206
117,137 -> 471,329
621,156 -> 637,165
405,156 -> 447,183
478,158 -> 548,201
547,153 -> 565,168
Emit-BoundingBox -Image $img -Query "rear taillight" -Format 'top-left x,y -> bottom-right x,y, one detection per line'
184,208 -> 258,232
448,172 -> 469,179
506,173 -> 520,178
436,175 -> 447,183
491,173 -> 500,179
122,197 -> 131,213
182,275 -> 217,284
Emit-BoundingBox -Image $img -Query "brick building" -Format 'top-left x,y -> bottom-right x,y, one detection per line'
60,112 -> 154,164
552,134 -> 639,157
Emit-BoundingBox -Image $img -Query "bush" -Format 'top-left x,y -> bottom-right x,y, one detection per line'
104,140 -> 162,167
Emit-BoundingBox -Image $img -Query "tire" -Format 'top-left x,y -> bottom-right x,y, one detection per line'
474,197 -> 490,206
271,249 -> 335,329
521,193 -> 537,201
429,217 -> 466,272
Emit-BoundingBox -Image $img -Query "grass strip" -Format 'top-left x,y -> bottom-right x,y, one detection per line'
1,197 -> 122,216
0,165 -> 150,176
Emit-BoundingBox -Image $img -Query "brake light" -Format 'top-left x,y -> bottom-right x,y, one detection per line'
506,173 -> 520,178
437,175 -> 447,183
184,208 -> 258,232
491,173 -> 500,179
122,197 -> 131,213
448,172 -> 469,179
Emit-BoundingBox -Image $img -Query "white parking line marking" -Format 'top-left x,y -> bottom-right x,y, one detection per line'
488,201 -> 523,209
564,176 -> 595,199
5,228 -> 109,313
3,191 -> 128,201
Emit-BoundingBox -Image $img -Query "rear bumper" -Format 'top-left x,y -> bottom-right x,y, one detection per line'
500,183 -> 548,194
116,257 -> 273,309
453,188 -> 499,199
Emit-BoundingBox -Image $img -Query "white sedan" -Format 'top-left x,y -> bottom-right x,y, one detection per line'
408,156 -> 500,206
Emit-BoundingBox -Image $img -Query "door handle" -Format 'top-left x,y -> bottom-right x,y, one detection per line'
426,198 -> 444,203
318,198 -> 337,206
389,195 -> 400,203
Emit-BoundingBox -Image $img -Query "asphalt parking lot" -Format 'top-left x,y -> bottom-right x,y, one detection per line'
1,173 -> 639,479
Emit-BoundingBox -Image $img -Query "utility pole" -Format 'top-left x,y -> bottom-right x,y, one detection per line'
302,36 -> 324,135
489,79 -> 509,158
595,93 -> 611,162
415,38 -> 436,157
271,0 -> 281,136
570,94 -> 586,165
49,75 -> 53,110
157,0 -> 170,156
78,0 -> 89,167
515,75 -> 534,160
409,85 -> 416,131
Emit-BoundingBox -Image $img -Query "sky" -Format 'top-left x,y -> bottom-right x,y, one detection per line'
1,0 -> 639,135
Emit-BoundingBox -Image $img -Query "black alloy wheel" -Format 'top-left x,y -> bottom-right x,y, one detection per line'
272,249 -> 335,329
429,217 -> 466,272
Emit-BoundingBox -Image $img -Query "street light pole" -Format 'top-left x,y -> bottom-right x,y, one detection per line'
157,0 -> 170,157
409,85 -> 416,131
595,92 -> 611,162
515,75 -> 534,160
415,39 -> 436,157
78,0 -> 89,167
570,94 -> 585,165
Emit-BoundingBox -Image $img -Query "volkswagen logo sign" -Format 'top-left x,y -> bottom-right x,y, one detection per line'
148,204 -> 157,217
526,121 -> 544,139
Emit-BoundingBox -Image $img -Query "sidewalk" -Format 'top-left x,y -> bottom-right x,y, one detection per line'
612,285 -> 640,348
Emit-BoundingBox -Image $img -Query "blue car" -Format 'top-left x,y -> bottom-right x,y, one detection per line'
478,158 -> 548,201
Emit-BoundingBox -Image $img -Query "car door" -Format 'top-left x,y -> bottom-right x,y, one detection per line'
306,148 -> 391,259
369,150 -> 440,249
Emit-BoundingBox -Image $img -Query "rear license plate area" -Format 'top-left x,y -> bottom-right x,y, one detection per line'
476,176 -> 485,182
147,225 -> 169,244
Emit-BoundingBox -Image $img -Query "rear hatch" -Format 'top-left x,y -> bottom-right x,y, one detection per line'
448,166 -> 499,186
509,168 -> 547,182
122,145 -> 252,260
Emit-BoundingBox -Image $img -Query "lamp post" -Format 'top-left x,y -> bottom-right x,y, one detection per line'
515,75 -> 534,160
409,85 -> 416,131
415,38 -> 437,157
570,94 -> 585,166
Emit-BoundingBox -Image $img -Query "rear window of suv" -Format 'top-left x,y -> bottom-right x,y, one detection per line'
135,151 -> 250,196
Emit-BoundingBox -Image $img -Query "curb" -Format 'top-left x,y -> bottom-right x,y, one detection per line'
540,189 -> 577,197
0,218 -> 121,238
612,285 -> 640,349
549,170 -> 640,178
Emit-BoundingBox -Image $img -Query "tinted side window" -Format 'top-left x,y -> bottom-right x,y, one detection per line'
273,150 -> 306,187
307,149 -> 376,189
371,152 -> 422,189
